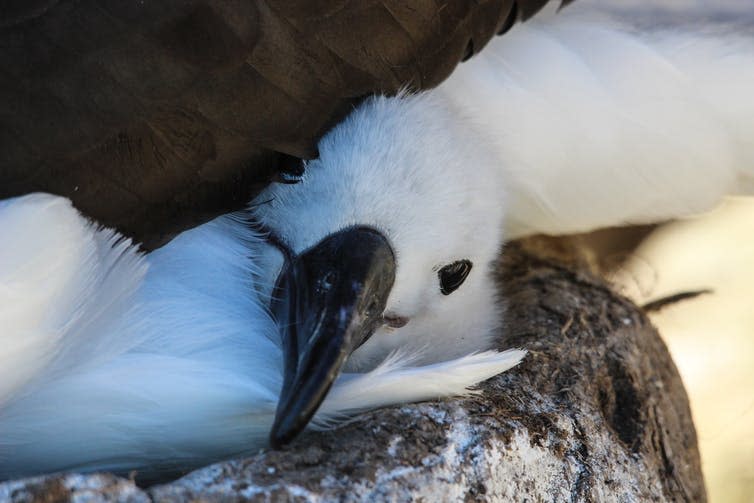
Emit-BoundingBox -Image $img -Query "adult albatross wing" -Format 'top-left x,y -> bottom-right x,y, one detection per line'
0,0 -> 568,249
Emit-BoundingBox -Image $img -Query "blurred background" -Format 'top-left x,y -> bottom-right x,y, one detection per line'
575,1 -> 754,501
609,199 -> 754,503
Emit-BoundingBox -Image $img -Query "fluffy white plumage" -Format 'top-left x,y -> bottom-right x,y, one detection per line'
252,92 -> 508,371
2,6 -> 753,480
254,7 -> 754,370
0,194 -> 523,479
441,8 -> 754,237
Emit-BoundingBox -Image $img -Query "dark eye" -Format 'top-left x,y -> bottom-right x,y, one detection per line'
438,260 -> 473,295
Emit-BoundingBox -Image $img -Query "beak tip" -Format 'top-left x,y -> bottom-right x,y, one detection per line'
269,408 -> 302,449
268,427 -> 285,449
268,432 -> 284,450
269,421 -> 297,449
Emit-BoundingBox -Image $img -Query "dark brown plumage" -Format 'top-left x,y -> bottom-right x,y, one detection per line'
0,0 -> 567,248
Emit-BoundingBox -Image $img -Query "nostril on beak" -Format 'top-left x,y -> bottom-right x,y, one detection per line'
383,313 -> 409,329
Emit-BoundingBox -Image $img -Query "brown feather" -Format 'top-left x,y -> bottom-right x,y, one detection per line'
0,0 -> 566,248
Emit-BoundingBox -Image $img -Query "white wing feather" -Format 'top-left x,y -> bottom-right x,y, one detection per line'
0,195 -> 523,479
0,194 -> 147,408
440,10 -> 754,236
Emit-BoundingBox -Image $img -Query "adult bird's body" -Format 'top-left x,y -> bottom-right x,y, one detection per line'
2,4 -> 754,481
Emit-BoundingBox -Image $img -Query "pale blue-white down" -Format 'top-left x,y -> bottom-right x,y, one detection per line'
0,194 -> 524,479
1,4 -> 753,480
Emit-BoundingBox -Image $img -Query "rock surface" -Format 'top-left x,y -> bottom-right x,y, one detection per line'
0,240 -> 705,502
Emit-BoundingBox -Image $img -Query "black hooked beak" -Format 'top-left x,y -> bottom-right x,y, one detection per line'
269,227 -> 396,448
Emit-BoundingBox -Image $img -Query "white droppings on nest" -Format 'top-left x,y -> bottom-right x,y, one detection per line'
482,428 -> 578,501
236,485 -> 268,500
386,435 -> 403,457
69,480 -> 148,503
425,407 -> 451,425
0,395 -> 694,502
0,473 -> 149,503
160,461 -> 248,497
373,465 -> 421,485
266,484 -> 319,500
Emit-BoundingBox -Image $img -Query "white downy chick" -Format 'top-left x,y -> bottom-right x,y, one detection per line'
257,6 -> 754,373
0,171 -> 520,480
2,4 -> 754,481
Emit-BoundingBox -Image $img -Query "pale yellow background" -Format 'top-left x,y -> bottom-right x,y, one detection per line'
569,2 -> 754,500
611,199 -> 754,503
